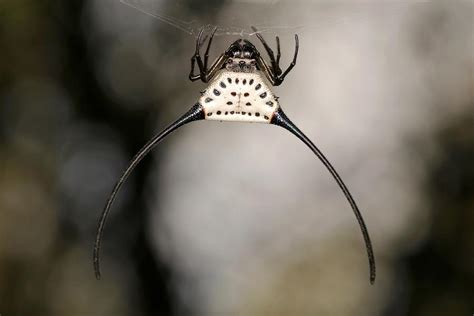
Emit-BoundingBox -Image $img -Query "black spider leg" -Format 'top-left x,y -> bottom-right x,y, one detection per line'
189,27 -> 227,83
203,27 -> 217,70
256,55 -> 278,86
189,27 -> 206,81
190,27 -> 212,79
275,36 -> 281,73
251,26 -> 299,86
93,104 -> 205,280
251,26 -> 281,75
271,108 -> 376,285
277,35 -> 299,84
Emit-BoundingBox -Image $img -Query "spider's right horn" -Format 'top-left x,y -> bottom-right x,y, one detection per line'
93,103 -> 204,280
271,108 -> 376,284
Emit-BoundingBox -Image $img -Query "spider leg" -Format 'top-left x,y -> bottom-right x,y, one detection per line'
189,27 -> 225,83
202,53 -> 228,82
189,27 -> 207,81
275,36 -> 282,74
274,34 -> 299,85
189,57 -> 201,81
271,108 -> 376,285
93,104 -> 205,280
251,26 -> 280,75
195,27 -> 206,73
204,27 -> 218,70
256,54 -> 277,86
189,29 -> 212,81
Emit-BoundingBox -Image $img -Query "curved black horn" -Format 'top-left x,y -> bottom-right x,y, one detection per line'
271,108 -> 376,284
93,103 -> 204,279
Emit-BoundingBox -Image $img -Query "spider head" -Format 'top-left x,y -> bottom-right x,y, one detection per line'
226,39 -> 259,59
225,39 -> 259,72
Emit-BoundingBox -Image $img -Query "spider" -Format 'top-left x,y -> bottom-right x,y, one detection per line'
93,27 -> 376,284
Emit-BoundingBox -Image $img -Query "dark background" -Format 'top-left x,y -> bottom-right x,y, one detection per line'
0,1 -> 473,315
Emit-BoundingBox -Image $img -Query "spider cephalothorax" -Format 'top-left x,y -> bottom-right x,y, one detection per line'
226,39 -> 259,59
224,40 -> 259,72
94,27 -> 376,285
189,26 -> 298,86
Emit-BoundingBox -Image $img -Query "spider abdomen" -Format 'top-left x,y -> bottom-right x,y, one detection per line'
199,70 -> 279,123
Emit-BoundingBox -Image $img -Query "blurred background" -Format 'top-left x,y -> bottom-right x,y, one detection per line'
1,0 -> 473,315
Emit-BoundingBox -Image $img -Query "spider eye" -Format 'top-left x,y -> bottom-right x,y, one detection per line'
226,44 -> 240,57
230,47 -> 240,57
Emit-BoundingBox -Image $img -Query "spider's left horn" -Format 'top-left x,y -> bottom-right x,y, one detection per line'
93,103 -> 204,280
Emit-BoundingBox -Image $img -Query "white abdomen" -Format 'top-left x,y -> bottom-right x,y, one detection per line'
198,70 -> 279,123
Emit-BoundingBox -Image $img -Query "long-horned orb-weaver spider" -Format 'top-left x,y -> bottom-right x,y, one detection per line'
93,27 -> 376,284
